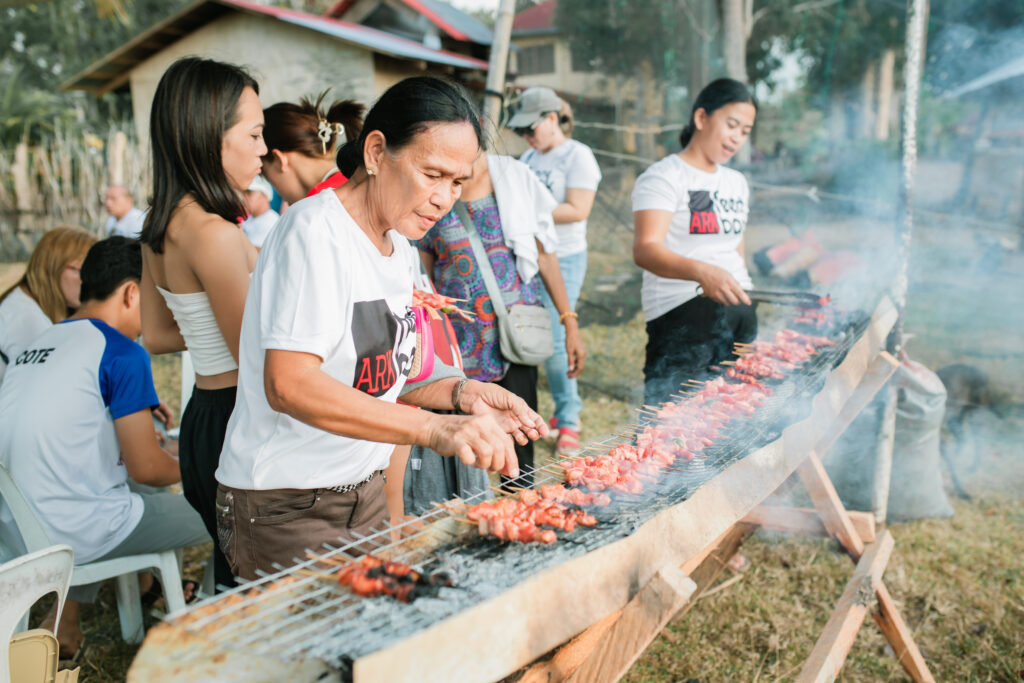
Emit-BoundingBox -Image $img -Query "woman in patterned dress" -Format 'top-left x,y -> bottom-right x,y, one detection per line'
418,151 -> 585,487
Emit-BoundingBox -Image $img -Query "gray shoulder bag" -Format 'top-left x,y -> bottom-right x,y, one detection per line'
454,201 -> 554,366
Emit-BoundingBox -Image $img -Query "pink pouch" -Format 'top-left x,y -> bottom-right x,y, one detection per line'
407,306 -> 435,383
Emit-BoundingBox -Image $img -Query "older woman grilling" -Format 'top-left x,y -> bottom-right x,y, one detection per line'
215,77 -> 548,580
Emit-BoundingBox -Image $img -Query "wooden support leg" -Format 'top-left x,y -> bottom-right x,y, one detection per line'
512,524 -> 754,683
797,446 -> 934,682
798,452 -> 866,558
872,583 -> 936,683
742,506 -> 876,544
796,531 -> 894,683
565,566 -> 697,683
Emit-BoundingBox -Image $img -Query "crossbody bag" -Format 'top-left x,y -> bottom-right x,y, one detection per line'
454,200 -> 554,366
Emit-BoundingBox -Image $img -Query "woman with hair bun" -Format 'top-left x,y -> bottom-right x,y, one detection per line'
261,92 -> 364,203
0,226 -> 96,384
632,77 -> 758,408
216,76 -> 547,580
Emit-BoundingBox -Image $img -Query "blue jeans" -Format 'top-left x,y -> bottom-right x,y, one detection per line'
539,250 -> 587,430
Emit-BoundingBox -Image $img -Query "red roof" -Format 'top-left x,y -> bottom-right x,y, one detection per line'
512,0 -> 555,32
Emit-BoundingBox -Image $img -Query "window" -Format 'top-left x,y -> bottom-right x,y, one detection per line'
570,44 -> 596,73
518,43 -> 555,76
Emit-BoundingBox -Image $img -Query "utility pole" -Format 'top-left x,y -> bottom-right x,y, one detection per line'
872,0 -> 929,525
483,0 -> 516,134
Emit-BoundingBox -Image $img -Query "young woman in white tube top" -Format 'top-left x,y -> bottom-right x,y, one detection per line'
138,57 -> 265,591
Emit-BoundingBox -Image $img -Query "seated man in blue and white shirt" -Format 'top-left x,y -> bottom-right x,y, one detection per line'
0,236 -> 211,658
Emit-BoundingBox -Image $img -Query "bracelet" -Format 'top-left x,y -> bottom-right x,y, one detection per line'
559,311 -> 579,324
451,378 -> 469,413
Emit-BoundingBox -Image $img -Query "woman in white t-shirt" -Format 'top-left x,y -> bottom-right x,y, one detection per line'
216,77 -> 548,581
0,226 -> 96,384
632,78 -> 759,407
508,87 -> 601,455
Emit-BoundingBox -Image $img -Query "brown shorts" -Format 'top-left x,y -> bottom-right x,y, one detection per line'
216,474 -> 388,582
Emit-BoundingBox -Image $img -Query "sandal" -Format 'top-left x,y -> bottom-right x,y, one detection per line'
183,579 -> 201,605
555,427 -> 580,456
142,578 -> 202,608
57,637 -> 86,667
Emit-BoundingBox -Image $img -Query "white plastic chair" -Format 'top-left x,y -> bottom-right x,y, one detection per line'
0,545 -> 75,683
165,350 -> 195,441
0,465 -> 186,643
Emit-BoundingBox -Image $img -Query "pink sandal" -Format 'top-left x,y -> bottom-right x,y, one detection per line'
555,427 -> 580,455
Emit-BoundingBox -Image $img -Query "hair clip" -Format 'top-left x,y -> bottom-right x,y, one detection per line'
317,119 -> 347,155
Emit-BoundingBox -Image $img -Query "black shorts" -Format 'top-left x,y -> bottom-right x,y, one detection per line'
643,296 -> 758,407
179,385 -> 237,590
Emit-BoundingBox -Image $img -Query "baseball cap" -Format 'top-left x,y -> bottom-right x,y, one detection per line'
507,87 -> 563,129
247,175 -> 274,201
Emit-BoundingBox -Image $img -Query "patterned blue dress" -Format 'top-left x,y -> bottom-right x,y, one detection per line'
418,194 -> 541,381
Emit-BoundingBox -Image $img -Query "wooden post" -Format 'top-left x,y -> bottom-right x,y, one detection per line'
796,531 -> 894,683
482,0 -> 515,134
565,567 -> 696,683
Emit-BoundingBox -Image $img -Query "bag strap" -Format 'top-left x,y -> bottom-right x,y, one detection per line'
454,200 -> 512,327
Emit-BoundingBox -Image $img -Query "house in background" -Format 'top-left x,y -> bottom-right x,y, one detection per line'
62,0 -> 489,141
510,0 -> 621,103
324,0 -> 493,60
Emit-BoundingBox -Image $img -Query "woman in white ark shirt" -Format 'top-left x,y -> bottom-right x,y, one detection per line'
632,78 -> 759,408
215,77 -> 547,581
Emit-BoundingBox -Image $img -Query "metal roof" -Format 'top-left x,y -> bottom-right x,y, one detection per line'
61,0 -> 488,96
325,0 -> 493,45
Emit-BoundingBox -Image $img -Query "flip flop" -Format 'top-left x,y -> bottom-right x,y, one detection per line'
555,427 -> 580,456
183,579 -> 201,605
143,578 -> 202,608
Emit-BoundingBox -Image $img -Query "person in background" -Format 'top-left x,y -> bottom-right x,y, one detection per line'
632,78 -> 758,409
138,57 -> 265,591
216,76 -> 548,580
416,149 -> 585,494
0,226 -> 96,384
103,185 -> 146,239
260,92 -> 364,204
509,87 -> 601,456
0,237 -> 211,660
241,175 -> 279,248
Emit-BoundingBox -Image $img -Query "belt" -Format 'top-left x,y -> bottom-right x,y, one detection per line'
323,469 -> 385,494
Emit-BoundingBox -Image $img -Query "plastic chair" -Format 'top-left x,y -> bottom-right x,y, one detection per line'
0,465 -> 186,643
0,545 -> 79,683
165,350 -> 195,441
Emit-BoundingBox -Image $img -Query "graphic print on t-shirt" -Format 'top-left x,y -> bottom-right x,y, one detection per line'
688,190 -> 720,234
688,189 -> 746,236
351,300 -> 415,397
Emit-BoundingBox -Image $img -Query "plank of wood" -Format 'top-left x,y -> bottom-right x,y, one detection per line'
512,524 -> 755,683
796,530 -> 894,683
514,611 -> 621,683
566,566 -> 697,683
872,583 -> 936,683
742,506 -> 876,544
799,452 -> 866,559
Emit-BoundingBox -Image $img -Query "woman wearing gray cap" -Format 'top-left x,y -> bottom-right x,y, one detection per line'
508,87 -> 601,456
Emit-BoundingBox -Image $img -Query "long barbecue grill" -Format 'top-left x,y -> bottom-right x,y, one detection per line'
129,296 -> 898,683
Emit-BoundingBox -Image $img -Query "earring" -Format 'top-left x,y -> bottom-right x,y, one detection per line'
367,168 -> 375,176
